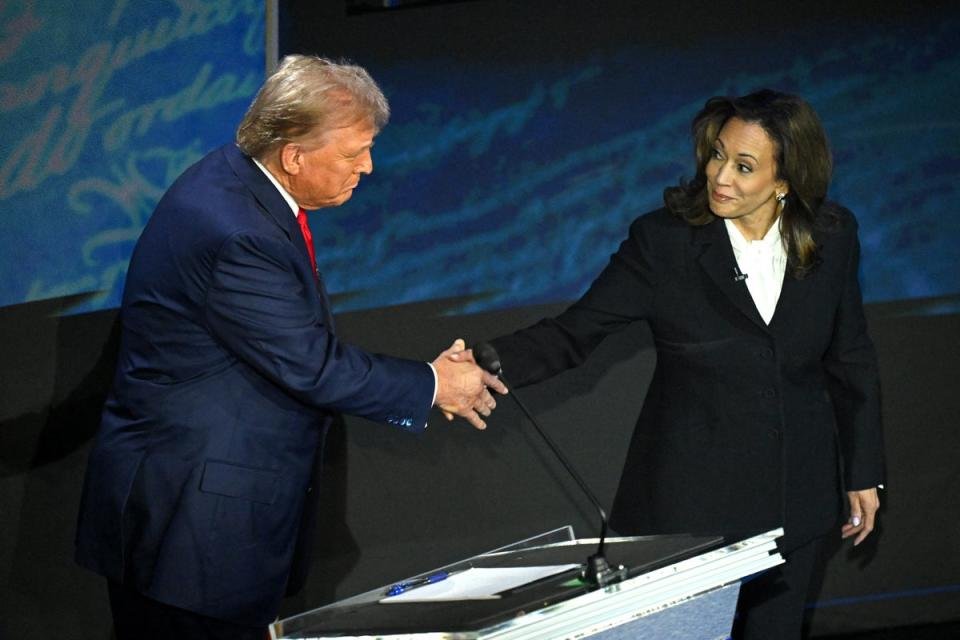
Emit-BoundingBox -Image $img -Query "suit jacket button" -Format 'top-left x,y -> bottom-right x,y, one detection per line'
762,388 -> 776,398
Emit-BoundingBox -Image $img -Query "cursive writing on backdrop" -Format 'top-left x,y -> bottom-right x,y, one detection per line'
0,0 -> 263,311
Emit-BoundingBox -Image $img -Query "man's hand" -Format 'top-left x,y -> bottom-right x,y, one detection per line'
432,339 -> 507,430
841,487 -> 880,546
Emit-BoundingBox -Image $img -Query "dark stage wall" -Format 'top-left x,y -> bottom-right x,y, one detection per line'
2,297 -> 959,638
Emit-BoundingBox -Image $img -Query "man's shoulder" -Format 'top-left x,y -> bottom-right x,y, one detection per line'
157,146 -> 271,229
167,144 -> 243,197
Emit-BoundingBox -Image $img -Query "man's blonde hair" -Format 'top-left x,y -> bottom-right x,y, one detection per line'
236,55 -> 389,159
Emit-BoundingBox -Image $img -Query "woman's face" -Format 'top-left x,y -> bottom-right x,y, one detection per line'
705,117 -> 787,232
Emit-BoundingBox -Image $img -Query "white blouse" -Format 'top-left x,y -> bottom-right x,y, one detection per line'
724,218 -> 787,325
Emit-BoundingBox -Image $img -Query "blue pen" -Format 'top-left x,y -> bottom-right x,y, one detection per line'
385,570 -> 449,596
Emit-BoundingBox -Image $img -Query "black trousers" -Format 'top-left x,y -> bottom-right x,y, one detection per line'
732,535 -> 825,640
107,581 -> 267,640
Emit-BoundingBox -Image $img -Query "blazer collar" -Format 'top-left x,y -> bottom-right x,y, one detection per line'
691,217 -> 818,334
692,218 -> 770,332
767,239 -> 818,335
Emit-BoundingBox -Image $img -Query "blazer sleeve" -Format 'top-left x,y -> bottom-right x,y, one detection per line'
202,230 -> 435,430
823,216 -> 886,490
491,214 -> 659,388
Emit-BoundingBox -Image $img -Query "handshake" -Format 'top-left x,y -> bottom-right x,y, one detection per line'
431,339 -> 508,430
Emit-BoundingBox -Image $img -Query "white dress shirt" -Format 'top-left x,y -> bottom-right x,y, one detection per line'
725,218 -> 787,325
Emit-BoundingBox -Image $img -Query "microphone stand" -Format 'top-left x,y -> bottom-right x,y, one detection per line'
474,343 -> 628,588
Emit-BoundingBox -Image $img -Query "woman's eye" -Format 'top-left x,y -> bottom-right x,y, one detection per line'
738,164 -> 752,173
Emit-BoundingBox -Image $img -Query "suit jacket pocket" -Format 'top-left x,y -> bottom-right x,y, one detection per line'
654,336 -> 739,354
200,460 -> 279,505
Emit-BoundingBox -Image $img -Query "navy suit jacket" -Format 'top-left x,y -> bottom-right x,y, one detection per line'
491,206 -> 884,552
75,144 -> 435,625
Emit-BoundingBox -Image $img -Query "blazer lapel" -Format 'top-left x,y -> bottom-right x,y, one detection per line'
692,219 -> 769,332
768,252 -> 817,333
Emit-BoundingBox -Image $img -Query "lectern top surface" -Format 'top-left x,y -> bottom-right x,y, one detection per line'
276,533 -> 724,638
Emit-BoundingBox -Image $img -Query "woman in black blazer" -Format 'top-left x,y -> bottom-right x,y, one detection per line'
480,90 -> 885,638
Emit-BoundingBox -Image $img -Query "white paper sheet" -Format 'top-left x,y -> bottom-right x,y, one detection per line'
380,564 -> 580,603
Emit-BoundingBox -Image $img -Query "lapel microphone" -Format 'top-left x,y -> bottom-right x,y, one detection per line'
732,266 -> 749,282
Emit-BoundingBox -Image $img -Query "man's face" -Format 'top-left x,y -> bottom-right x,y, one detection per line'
286,119 -> 376,210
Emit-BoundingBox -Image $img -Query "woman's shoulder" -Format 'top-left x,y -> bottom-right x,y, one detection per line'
616,207 -> 698,260
630,206 -> 691,235
815,200 -> 860,237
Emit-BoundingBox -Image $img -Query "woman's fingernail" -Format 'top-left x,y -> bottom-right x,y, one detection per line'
851,515 -> 862,527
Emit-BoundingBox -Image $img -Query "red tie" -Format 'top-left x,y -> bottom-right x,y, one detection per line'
296,208 -> 317,276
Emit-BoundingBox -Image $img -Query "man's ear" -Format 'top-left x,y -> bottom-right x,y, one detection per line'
279,143 -> 301,176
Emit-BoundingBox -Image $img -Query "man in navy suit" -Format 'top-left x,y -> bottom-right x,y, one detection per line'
75,55 -> 506,639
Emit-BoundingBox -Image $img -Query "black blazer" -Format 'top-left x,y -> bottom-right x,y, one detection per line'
491,205 -> 884,550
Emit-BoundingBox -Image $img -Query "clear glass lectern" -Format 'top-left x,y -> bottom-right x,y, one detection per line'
270,527 -> 783,639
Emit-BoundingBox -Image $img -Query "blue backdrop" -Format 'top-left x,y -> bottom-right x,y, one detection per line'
0,0 -> 264,312
319,10 -> 960,314
1,3 -> 957,315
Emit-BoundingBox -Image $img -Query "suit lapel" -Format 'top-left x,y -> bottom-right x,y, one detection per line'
314,271 -> 336,333
224,144 -> 300,241
692,219 -> 769,332
224,145 -> 336,332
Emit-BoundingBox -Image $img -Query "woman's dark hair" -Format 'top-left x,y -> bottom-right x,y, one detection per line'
664,89 -> 835,278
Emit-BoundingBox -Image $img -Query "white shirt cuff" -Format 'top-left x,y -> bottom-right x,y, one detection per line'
424,362 -> 439,429
427,362 -> 438,406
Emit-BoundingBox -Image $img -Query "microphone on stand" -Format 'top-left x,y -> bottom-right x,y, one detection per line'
472,342 -> 628,588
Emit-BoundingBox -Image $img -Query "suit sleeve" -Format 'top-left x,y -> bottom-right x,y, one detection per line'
491,215 -> 658,388
823,218 -> 886,489
202,231 -> 435,430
